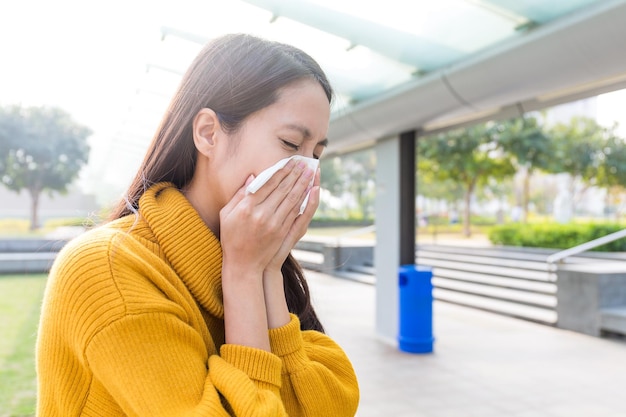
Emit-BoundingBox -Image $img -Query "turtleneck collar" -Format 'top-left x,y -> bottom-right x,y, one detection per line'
138,182 -> 224,318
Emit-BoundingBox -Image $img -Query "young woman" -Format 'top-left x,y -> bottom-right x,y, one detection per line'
37,33 -> 359,416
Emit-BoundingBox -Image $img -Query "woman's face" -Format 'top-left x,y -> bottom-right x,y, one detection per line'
211,79 -> 331,209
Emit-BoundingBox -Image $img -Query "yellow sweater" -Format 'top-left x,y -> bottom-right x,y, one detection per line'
37,182 -> 359,416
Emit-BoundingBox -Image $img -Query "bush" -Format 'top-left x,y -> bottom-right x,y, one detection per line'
488,224 -> 522,246
488,223 -> 626,251
45,217 -> 97,228
470,215 -> 498,226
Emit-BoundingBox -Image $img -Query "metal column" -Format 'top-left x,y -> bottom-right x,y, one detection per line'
399,130 -> 416,265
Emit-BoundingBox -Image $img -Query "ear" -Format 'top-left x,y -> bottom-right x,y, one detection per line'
192,108 -> 221,157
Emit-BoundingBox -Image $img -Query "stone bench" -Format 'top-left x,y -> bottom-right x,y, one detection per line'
556,262 -> 626,337
0,239 -> 68,274
600,306 -> 626,336
0,252 -> 57,274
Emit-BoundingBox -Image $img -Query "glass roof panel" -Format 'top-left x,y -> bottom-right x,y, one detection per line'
76,0 -> 607,199
312,0 -> 525,55
412,2 -> 522,54
327,45 -> 415,102
141,0 -> 608,118
484,0 -> 607,24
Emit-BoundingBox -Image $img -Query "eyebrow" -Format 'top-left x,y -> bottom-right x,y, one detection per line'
284,124 -> 328,147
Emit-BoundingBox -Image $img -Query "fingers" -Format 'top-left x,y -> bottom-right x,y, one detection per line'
278,165 -> 314,216
298,185 -> 320,221
251,159 -> 315,216
278,163 -> 319,219
290,170 -> 321,232
227,163 -> 319,273
221,174 -> 255,217
290,180 -> 321,235
297,167 -> 321,215
276,185 -> 320,259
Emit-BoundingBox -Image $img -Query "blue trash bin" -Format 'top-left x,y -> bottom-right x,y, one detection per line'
398,264 -> 434,353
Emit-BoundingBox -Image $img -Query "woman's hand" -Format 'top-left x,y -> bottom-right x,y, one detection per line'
219,158 -> 315,348
265,167 -> 321,274
219,159 -> 318,334
262,167 -> 320,330
219,159 -> 316,275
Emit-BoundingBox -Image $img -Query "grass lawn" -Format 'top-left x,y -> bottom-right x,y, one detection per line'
0,274 -> 47,417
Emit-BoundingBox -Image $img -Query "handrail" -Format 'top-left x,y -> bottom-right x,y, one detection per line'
546,228 -> 626,265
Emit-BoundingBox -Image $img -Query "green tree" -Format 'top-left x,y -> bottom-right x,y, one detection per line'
320,156 -> 344,197
417,156 -> 464,222
599,132 -> 626,220
346,149 -> 376,220
318,150 -> 376,220
599,132 -> 626,189
319,156 -> 345,217
476,176 -> 515,224
0,105 -> 92,230
496,114 -> 552,223
418,122 -> 515,236
417,157 -> 464,203
546,117 -> 611,215
548,117 -> 607,178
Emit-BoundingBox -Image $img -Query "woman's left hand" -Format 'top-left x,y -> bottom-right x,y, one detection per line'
265,167 -> 321,274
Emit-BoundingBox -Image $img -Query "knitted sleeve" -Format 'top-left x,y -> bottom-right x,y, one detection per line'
269,315 -> 360,417
85,312 -> 289,416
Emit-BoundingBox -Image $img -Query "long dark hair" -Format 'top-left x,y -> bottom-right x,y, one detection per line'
109,34 -> 330,332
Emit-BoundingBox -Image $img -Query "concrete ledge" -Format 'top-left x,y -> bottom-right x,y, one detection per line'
294,239 -> 326,254
295,239 -> 375,275
322,245 -> 374,272
0,239 -> 68,253
0,252 -> 57,274
601,307 -> 626,335
556,262 -> 626,336
0,238 -> 68,274
291,249 -> 324,272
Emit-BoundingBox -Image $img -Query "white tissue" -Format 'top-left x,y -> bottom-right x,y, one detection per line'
246,155 -> 319,214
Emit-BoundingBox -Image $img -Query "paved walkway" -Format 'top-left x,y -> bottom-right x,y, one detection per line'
306,270 -> 626,417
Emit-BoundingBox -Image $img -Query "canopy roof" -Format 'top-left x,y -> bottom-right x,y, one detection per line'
104,0 -> 626,182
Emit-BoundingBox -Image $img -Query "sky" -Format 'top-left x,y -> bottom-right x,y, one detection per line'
1,1 -> 163,127
0,0 -> 282,201
2,0 -> 626,205
597,89 -> 626,136
0,1 -> 172,200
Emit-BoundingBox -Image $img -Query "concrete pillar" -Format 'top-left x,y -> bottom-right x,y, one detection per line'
374,131 -> 416,342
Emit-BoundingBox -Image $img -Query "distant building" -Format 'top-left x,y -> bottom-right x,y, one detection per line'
544,96 -> 598,126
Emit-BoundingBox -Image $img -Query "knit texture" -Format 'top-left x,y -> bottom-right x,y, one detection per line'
36,182 -> 359,416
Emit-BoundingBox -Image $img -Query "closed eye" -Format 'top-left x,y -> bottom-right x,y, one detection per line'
281,138 -> 321,159
281,139 -> 300,152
